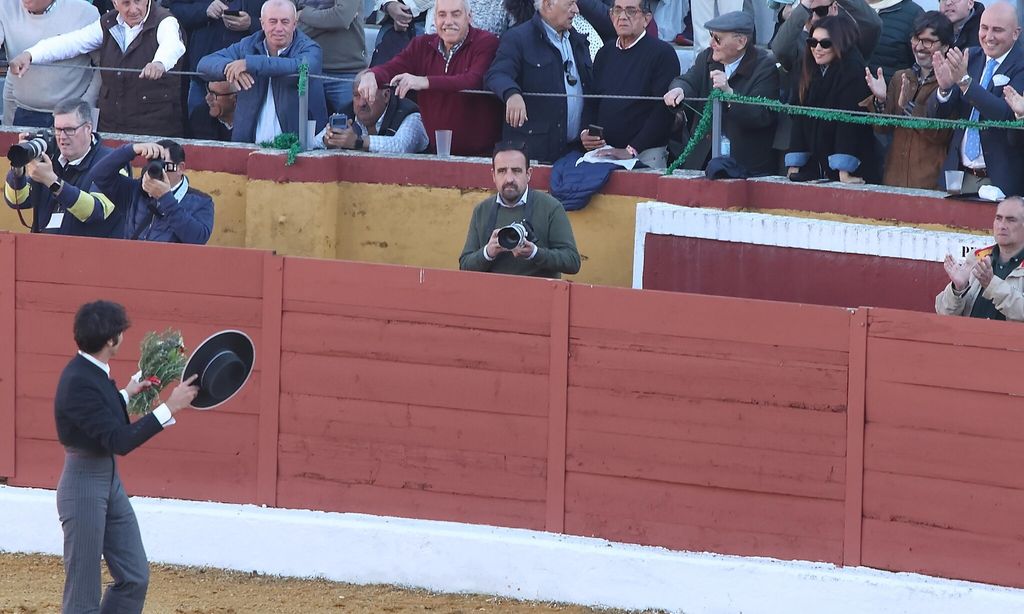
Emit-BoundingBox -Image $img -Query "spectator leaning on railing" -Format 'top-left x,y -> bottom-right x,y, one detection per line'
358,0 -> 502,156
9,0 -> 187,137
579,0 -> 679,169
485,0 -> 594,165
928,1 -> 1024,198
863,11 -> 954,189
166,0 -> 263,139
664,11 -> 780,176
0,0 -> 101,128
198,0 -> 328,144
91,139 -> 214,244
4,98 -> 125,238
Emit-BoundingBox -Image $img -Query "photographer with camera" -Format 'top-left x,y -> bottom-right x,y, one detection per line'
91,139 -> 214,244
459,141 -> 580,279
4,98 -> 125,237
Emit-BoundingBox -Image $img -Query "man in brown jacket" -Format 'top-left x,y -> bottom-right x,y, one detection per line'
10,0 -> 187,137
864,11 -> 954,189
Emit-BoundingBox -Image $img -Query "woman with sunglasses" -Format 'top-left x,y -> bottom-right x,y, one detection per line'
786,15 -> 881,184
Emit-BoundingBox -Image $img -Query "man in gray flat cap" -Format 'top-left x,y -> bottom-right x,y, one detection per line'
663,11 -> 781,175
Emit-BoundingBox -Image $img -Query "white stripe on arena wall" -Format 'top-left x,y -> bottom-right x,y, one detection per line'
632,203 -> 994,289
3,485 -> 1024,614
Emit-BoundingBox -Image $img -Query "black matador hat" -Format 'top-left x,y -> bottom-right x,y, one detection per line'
181,330 -> 255,410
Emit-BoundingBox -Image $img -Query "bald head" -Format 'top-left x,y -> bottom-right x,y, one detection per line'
979,1 -> 1020,58
261,0 -> 298,55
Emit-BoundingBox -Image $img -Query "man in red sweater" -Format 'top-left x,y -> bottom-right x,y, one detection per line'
357,0 -> 502,156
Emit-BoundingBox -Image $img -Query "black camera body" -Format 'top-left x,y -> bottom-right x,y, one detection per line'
145,160 -> 167,179
497,219 -> 536,250
7,131 -> 57,167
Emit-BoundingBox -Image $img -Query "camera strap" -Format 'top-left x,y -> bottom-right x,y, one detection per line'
487,194 -> 533,234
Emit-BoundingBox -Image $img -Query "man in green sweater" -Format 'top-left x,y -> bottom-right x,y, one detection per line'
459,141 -> 581,279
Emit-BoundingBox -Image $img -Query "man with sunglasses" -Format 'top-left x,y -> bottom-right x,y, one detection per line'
189,80 -> 239,141
4,97 -> 126,238
485,0 -> 593,164
771,0 -> 882,72
91,139 -> 214,243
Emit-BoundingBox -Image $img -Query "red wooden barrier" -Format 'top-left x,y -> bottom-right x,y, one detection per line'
8,235 -> 265,504
0,233 -> 14,478
275,258 -> 555,529
564,285 -> 850,562
860,308 -> 1024,588
5,231 -> 1024,591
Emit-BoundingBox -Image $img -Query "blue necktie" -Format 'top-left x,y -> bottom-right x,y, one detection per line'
964,58 -> 998,161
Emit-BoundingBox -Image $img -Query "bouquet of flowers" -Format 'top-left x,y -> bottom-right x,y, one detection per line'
127,329 -> 188,417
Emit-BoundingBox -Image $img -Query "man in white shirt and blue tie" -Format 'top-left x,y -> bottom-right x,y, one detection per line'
930,1 -> 1024,196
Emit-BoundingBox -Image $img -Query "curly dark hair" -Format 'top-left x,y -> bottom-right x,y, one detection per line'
74,300 -> 130,354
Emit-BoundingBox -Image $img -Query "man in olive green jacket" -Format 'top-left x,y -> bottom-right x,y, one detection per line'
459,141 -> 581,279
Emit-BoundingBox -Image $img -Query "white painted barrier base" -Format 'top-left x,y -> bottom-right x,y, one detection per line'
3,485 -> 1023,614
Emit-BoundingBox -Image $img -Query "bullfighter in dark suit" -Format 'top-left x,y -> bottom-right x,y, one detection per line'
55,300 -> 197,613
929,1 -> 1024,196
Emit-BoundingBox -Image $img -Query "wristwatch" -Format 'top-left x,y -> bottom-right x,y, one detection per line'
48,179 -> 63,194
355,136 -> 364,150
959,74 -> 973,89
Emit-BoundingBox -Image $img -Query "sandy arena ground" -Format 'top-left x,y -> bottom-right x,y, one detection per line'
0,552 -> 665,614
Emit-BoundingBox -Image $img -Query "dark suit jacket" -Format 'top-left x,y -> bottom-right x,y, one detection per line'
930,44 -> 1024,196
671,46 -> 781,175
485,14 -> 594,163
54,354 -> 163,456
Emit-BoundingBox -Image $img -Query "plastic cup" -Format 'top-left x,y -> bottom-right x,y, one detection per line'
945,170 -> 964,195
435,129 -> 452,158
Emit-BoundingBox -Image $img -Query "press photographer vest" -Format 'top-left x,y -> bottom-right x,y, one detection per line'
97,4 -> 183,137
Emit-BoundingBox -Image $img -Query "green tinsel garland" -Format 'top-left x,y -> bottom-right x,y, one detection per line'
128,329 -> 188,417
257,62 -> 308,165
665,89 -> 1024,175
259,133 -> 301,165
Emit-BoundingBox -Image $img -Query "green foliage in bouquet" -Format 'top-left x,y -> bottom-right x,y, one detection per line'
127,329 -> 188,417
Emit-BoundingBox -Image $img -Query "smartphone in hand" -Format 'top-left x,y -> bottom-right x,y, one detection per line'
588,124 -> 604,139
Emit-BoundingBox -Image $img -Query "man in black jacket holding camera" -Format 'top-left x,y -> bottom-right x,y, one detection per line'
3,98 -> 124,237
459,141 -> 580,279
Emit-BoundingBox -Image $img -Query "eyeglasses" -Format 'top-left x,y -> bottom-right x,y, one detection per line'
911,35 -> 941,48
206,88 -> 237,98
806,37 -> 834,49
609,6 -> 643,18
53,122 -> 88,137
710,32 -> 736,45
563,59 -> 578,86
811,4 -> 833,17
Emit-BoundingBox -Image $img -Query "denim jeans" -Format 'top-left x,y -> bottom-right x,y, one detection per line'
322,71 -> 359,114
13,107 -> 54,128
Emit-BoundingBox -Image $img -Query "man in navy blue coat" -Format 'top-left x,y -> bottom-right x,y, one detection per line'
485,0 -> 593,164
167,0 -> 265,138
197,0 -> 328,143
92,140 -> 214,244
930,1 -> 1024,196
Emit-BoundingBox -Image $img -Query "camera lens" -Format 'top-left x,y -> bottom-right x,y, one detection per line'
497,224 -> 524,250
145,160 -> 165,179
7,137 -> 47,167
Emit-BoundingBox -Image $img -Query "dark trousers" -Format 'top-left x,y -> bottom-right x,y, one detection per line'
13,107 -> 54,128
57,448 -> 149,614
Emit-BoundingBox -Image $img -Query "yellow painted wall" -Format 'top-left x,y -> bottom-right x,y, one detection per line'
244,180 -> 639,287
